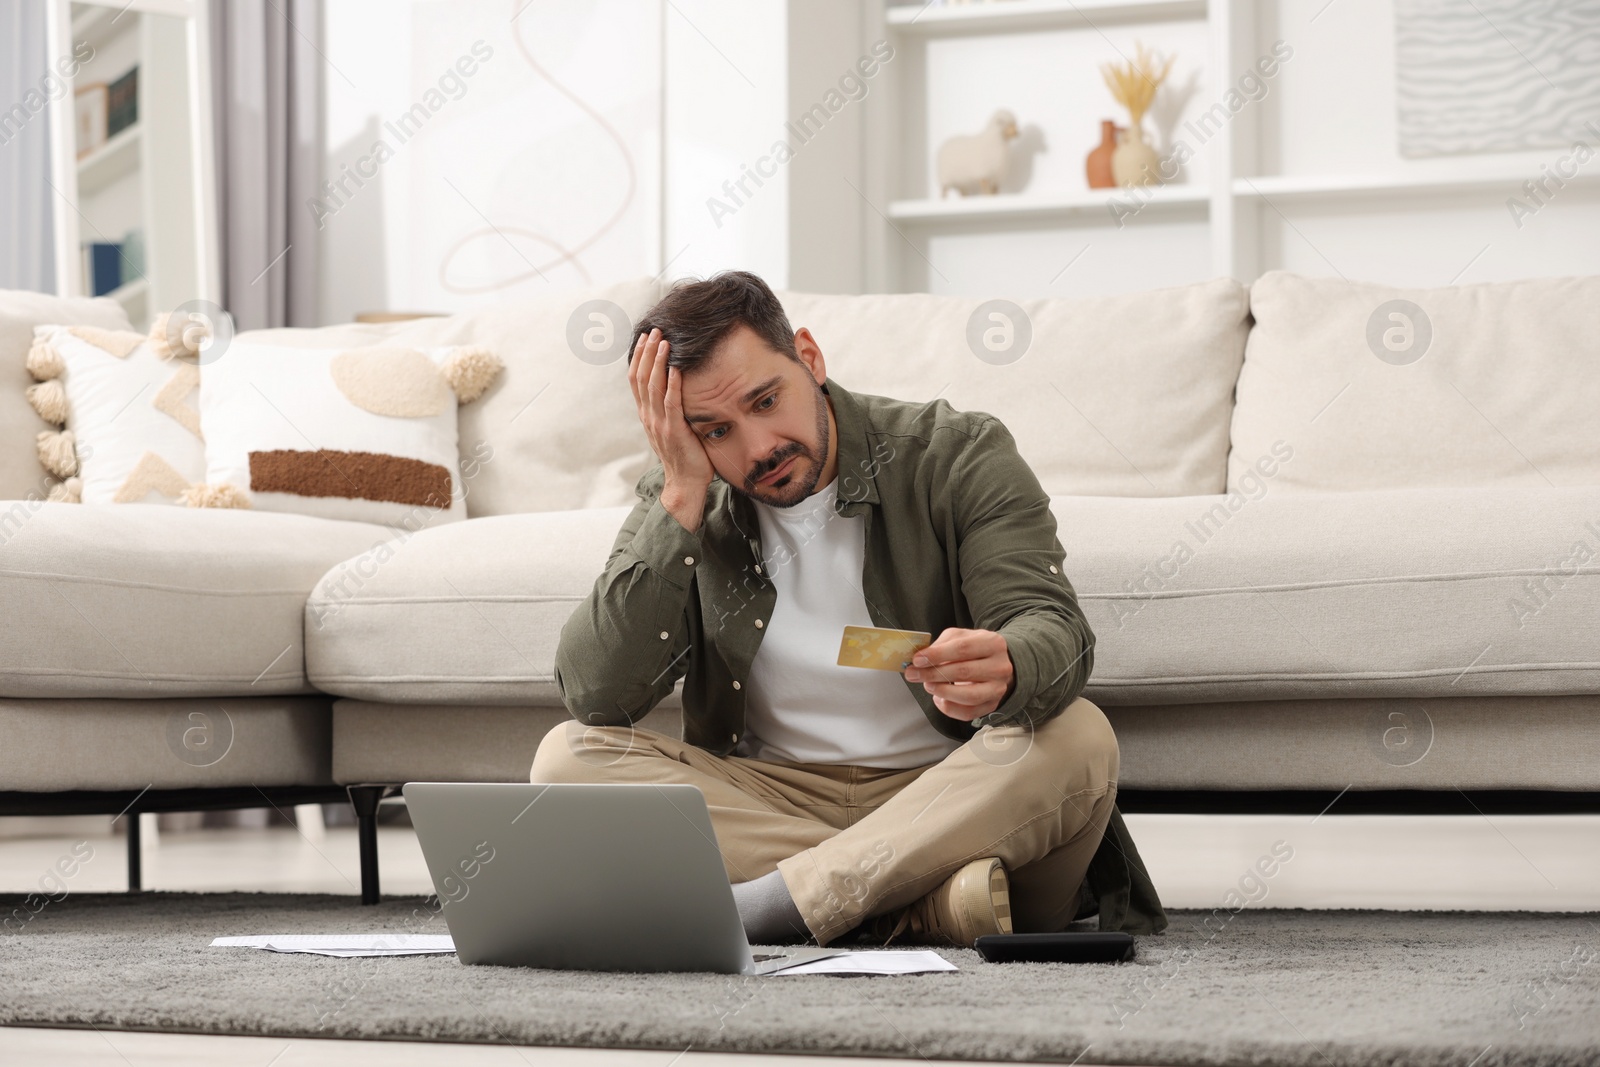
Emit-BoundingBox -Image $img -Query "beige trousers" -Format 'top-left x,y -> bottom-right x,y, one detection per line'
529,696 -> 1119,946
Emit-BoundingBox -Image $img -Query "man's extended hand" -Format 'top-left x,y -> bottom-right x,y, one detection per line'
629,327 -> 714,533
902,628 -> 1016,721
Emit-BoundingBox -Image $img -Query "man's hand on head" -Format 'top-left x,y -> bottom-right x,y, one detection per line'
901,628 -> 1016,722
629,327 -> 715,533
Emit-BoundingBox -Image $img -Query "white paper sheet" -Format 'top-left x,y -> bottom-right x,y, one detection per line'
763,950 -> 956,976
210,936 -> 955,974
210,934 -> 455,957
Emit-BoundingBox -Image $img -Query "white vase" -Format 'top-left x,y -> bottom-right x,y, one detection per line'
1112,124 -> 1161,188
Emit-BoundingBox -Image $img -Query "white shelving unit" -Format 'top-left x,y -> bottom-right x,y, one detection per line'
888,183 -> 1208,224
861,0 -> 1600,294
866,0 -> 1227,292
885,0 -> 1208,35
1233,169 -> 1600,203
68,0 -> 120,43
75,123 -> 142,196
47,0 -> 218,326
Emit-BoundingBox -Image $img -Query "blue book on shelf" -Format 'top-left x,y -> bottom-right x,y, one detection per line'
89,242 -> 122,296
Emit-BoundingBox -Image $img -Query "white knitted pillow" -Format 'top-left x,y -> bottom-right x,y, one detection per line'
193,341 -> 503,527
25,323 -> 207,505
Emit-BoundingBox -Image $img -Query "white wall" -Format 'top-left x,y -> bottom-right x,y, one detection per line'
318,0 -> 804,322
320,0 -> 412,322
661,0 -> 790,286
319,0 -> 662,324
660,0 -> 887,293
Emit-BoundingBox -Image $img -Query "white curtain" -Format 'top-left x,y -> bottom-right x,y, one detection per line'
0,0 -> 56,293
208,0 -> 323,329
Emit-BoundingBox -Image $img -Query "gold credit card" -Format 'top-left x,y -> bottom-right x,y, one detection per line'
836,625 -> 932,671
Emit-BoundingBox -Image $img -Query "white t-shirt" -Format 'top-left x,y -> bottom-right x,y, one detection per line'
733,480 -> 963,769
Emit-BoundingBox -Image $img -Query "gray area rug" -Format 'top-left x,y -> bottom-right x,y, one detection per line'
2,893 -> 1597,1066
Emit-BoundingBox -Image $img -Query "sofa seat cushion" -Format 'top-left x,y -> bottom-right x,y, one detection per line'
306,508 -> 635,704
0,502 -> 394,698
1064,486 -> 1600,703
310,487 -> 1600,708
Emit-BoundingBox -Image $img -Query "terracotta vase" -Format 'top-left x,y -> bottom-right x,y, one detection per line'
1112,123 -> 1162,188
1085,119 -> 1121,189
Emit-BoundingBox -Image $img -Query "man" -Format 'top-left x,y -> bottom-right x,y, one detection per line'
533,271 -> 1165,948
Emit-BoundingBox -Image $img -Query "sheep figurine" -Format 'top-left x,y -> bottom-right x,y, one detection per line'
936,109 -> 1019,197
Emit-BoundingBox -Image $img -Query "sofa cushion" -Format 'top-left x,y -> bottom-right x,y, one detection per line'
0,503 -> 394,698
1064,485 -> 1600,704
1,289 -> 134,502
1231,271 -> 1600,491
779,277 -> 1250,497
305,508 -> 632,704
195,341 -> 492,526
309,486 -> 1600,708
236,277 -> 662,518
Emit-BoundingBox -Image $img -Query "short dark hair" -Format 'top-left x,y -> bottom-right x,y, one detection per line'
630,270 -> 798,373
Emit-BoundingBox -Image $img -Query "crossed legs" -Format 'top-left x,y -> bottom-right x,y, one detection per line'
529,697 -> 1119,946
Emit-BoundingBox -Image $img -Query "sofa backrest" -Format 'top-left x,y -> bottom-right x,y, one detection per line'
0,290 -> 135,502
239,275 -> 1249,516
779,278 -> 1251,497
1231,271 -> 1600,490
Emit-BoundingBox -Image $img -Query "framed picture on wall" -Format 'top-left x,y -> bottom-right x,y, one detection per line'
1395,0 -> 1600,156
74,83 -> 108,159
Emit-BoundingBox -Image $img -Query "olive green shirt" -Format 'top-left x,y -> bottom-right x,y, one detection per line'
554,380 -> 1166,934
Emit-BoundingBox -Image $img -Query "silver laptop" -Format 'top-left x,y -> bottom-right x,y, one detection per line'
403,782 -> 837,974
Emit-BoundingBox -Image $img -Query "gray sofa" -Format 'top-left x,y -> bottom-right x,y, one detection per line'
4,272 -> 1597,902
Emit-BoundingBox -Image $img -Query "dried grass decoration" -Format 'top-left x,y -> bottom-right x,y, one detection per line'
1099,41 -> 1176,188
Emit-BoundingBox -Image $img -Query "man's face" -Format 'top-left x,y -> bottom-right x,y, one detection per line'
679,324 -> 835,508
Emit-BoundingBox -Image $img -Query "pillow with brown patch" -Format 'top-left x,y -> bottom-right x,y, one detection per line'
194,341 -> 503,527
26,322 -> 208,505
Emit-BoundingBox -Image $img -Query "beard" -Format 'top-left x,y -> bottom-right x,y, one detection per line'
738,378 -> 832,508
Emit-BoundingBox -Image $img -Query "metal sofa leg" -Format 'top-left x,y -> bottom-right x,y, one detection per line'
126,811 -> 142,892
348,785 -> 385,904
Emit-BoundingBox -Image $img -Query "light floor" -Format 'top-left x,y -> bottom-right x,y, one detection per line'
3,812 -> 1598,1066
